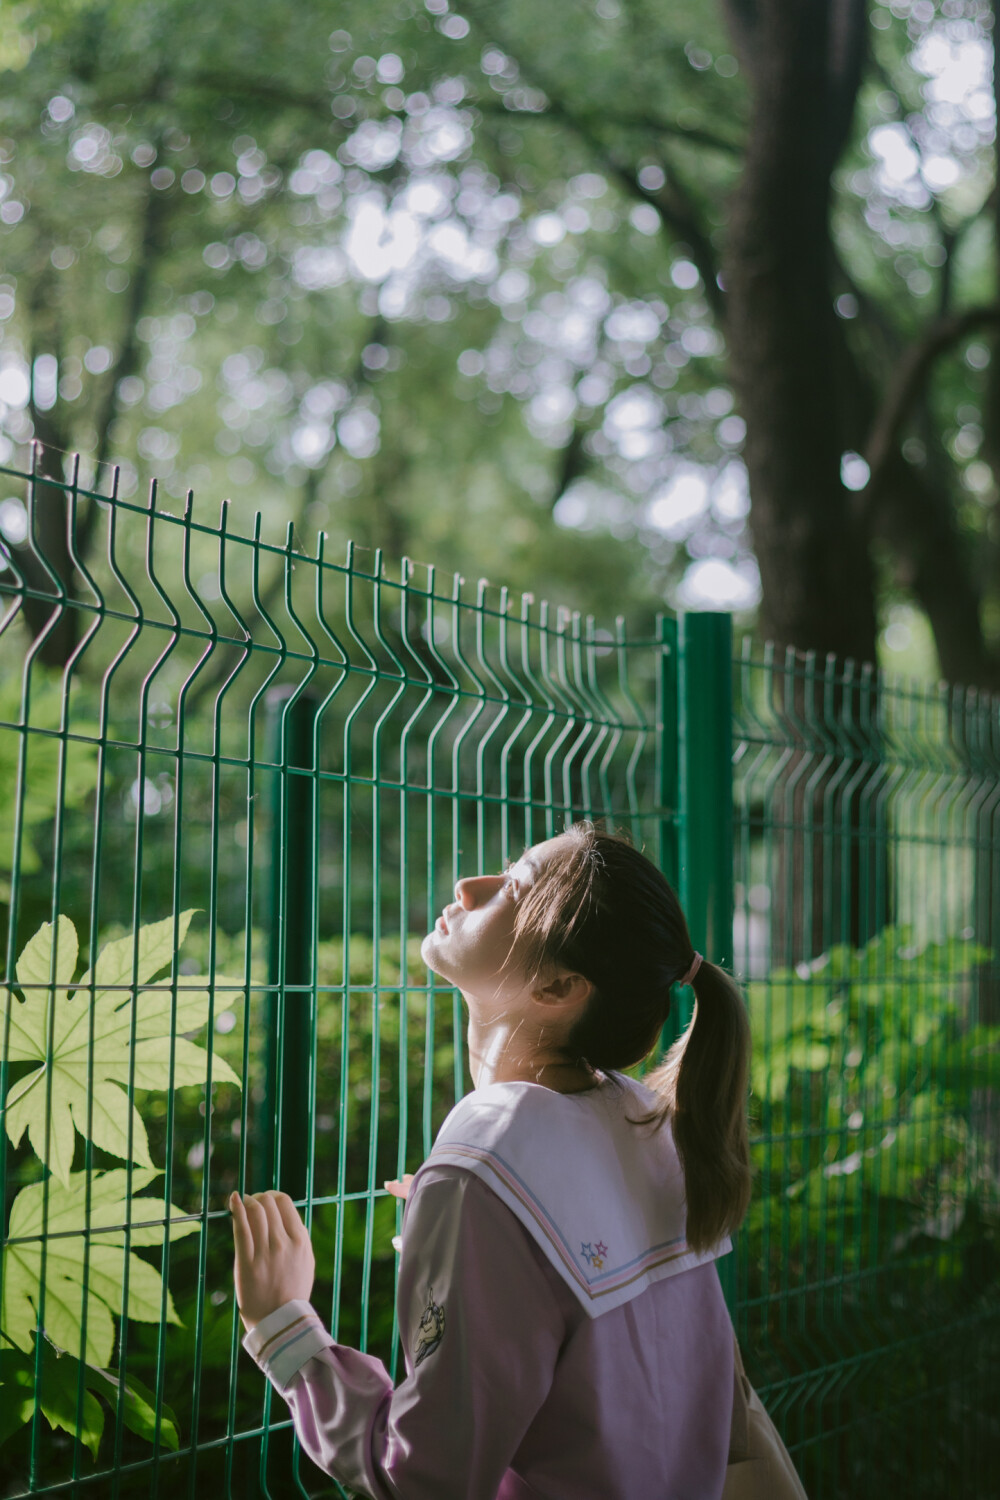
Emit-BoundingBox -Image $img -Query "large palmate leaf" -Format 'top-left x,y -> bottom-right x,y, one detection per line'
0,1338 -> 180,1459
1,1168 -> 200,1369
2,911 -> 243,1184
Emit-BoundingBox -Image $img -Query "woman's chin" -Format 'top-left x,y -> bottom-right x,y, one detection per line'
420,931 -> 444,971
421,934 -> 464,988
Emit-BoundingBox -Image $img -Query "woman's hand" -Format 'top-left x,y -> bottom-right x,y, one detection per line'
230,1190 -> 315,1332
384,1175 -> 414,1254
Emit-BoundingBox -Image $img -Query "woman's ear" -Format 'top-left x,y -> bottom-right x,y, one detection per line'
532,969 -> 594,1009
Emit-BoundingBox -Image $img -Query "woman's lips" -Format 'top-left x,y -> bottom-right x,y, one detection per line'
436,914 -> 448,933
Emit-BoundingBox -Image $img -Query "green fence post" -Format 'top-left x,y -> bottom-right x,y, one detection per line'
656,612 -> 682,1060
262,686 -> 317,1202
676,611 -> 737,1309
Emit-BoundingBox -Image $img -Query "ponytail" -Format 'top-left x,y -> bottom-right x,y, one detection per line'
633,958 -> 753,1253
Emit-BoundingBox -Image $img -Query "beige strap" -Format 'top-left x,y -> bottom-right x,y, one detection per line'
725,1331 -> 810,1499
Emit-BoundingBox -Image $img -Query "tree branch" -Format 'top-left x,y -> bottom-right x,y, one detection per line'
861,303 -> 1000,500
472,95 -> 741,157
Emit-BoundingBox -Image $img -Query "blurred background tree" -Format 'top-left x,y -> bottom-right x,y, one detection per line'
0,0 -> 996,687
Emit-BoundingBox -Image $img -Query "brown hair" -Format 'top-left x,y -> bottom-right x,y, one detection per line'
508,821 -> 752,1254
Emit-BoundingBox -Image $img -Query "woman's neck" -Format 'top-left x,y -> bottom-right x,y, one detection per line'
467,1028 -> 601,1092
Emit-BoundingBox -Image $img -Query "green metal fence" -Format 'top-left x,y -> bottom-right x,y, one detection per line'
729,645 -> 1000,1497
0,442 -> 997,1498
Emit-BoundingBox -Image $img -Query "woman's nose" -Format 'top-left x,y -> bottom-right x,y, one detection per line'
454,875 -> 493,908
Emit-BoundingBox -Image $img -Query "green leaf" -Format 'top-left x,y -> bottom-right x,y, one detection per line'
16,914 -> 79,992
35,1344 -> 106,1461
132,974 -> 248,1037
0,1347 -> 36,1448
0,1339 -> 180,1460
2,913 -> 242,1183
90,1363 -> 180,1452
74,911 -> 198,1001
1,1169 -> 199,1368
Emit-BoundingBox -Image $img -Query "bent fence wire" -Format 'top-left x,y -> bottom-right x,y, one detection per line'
0,442 -> 997,1499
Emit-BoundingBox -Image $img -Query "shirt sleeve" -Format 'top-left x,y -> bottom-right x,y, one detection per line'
240,1165 -> 569,1499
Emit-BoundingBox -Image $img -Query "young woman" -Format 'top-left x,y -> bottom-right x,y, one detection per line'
232,822 -> 757,1498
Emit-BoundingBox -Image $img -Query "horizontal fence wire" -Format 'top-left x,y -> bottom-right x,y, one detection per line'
730,638 -> 1000,1498
0,448 -> 667,1498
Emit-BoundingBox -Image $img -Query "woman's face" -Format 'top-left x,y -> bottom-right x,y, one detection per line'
420,836 -> 565,1007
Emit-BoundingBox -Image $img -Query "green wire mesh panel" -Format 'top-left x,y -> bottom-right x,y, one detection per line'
730,638 -> 1000,1500
3,443 -> 999,1500
0,447 -> 672,1497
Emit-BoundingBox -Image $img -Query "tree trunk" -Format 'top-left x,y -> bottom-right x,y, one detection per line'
723,0 -> 876,665
13,149 -> 171,666
722,0 -> 890,966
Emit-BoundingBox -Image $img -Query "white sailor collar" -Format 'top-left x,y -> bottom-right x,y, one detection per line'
406,1069 -> 732,1318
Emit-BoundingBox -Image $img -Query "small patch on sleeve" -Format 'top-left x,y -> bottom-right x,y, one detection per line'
413,1283 -> 446,1367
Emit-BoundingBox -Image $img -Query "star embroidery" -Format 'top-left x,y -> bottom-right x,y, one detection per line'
580,1241 -> 594,1264
595,1240 -> 608,1258
591,1256 -> 604,1270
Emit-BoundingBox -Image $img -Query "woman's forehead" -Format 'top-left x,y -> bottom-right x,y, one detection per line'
515,834 -> 571,876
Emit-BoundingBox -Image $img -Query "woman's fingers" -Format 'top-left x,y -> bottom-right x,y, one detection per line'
231,1188 -> 313,1264
243,1193 -> 270,1252
230,1191 -> 254,1261
273,1190 -> 308,1241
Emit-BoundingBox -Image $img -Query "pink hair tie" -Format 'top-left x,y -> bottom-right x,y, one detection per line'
679,952 -> 703,988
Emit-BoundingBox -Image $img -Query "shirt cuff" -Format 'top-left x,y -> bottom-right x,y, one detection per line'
241,1299 -> 336,1393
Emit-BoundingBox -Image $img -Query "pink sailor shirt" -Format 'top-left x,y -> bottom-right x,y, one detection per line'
242,1068 -> 737,1499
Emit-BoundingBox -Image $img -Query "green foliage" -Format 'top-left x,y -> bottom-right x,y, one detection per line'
0,1338 -> 180,1459
744,923 -> 999,1282
2,0 -> 994,687
0,674 -> 99,905
1,908 -> 238,1465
